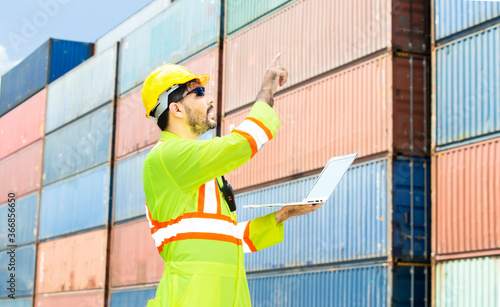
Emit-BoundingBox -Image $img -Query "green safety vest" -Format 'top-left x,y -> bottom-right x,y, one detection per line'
143,101 -> 283,306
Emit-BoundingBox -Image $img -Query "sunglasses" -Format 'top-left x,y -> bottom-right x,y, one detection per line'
175,86 -> 205,103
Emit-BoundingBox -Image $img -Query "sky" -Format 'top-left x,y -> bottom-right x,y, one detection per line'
0,0 -> 154,76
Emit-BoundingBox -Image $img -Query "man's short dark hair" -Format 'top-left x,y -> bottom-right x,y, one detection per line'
150,83 -> 188,131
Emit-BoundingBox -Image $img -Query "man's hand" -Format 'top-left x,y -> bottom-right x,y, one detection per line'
275,203 -> 324,225
255,53 -> 289,107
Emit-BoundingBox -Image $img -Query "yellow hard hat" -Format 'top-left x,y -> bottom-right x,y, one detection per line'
141,63 -> 210,120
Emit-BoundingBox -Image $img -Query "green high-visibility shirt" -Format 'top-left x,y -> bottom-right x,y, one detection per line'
143,101 -> 283,306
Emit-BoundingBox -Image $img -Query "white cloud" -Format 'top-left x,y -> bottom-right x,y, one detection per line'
0,45 -> 21,77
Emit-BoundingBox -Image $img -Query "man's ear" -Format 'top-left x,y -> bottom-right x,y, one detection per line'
169,102 -> 184,119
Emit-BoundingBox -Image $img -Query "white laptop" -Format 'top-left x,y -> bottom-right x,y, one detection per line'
244,153 -> 358,208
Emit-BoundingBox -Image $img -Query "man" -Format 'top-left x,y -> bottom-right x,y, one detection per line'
142,54 -> 322,306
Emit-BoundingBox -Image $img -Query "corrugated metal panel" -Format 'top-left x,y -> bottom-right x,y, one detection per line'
0,193 -> 38,249
110,219 -> 164,286
237,158 -> 430,271
0,88 -> 46,160
35,291 -> 104,307
0,297 -> 32,307
35,229 -> 107,294
224,54 -> 430,189
46,45 -> 117,133
434,24 -> 500,147
0,39 -> 92,116
434,137 -> 500,256
109,288 -> 156,307
0,140 -> 43,204
0,244 -> 36,298
48,39 -> 94,82
43,104 -> 112,185
119,0 -> 220,94
0,41 -> 49,116
115,46 -> 219,158
223,0 -> 391,112
247,263 -> 429,306
95,0 -> 172,54
114,151 -> 148,222
40,164 -> 110,240
435,257 -> 500,307
434,0 -> 500,41
226,0 -> 293,35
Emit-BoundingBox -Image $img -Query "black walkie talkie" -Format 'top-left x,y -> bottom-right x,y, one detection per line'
219,176 -> 236,212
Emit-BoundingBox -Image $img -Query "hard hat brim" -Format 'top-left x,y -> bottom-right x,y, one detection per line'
195,74 -> 210,87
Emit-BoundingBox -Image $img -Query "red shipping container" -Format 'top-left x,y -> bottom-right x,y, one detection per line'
35,229 -> 108,294
0,139 -> 43,203
223,0 -> 429,113
0,89 -> 46,160
35,291 -> 104,307
115,47 -> 219,158
222,53 -> 430,190
110,218 -> 164,287
432,137 -> 500,259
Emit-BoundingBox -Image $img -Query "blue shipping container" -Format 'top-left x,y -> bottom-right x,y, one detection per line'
226,0 -> 293,35
435,24 -> 500,148
43,104 -> 112,185
0,39 -> 93,116
247,262 -> 429,307
110,288 -> 156,307
0,244 -> 36,298
435,0 -> 500,41
0,193 -> 38,249
119,0 -> 220,94
0,297 -> 32,307
237,157 -> 430,272
46,44 -> 117,133
114,131 -> 214,223
39,164 -> 110,240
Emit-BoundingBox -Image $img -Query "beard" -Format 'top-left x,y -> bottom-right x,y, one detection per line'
185,105 -> 217,137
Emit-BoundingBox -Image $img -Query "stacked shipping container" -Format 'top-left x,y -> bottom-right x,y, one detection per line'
431,2 -> 500,306
0,39 -> 92,306
33,44 -> 117,306
222,0 -> 432,304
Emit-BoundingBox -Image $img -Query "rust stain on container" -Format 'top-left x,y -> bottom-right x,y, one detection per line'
0,89 -> 46,160
433,137 -> 500,256
0,139 -> 43,203
223,0 -> 429,113
115,47 -> 219,158
35,291 -> 104,306
35,229 -> 108,294
110,218 -> 164,287
223,53 -> 430,190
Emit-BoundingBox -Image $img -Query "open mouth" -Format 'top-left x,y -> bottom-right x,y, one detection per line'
207,106 -> 214,117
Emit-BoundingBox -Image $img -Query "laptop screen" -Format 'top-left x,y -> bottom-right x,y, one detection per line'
304,154 -> 357,201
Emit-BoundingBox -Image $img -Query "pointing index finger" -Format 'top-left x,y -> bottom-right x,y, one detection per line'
271,53 -> 281,66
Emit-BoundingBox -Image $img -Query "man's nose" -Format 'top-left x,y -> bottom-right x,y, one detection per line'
206,94 -> 215,106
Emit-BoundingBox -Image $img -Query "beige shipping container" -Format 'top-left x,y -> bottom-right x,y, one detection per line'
222,53 -> 430,191
35,291 -> 104,307
223,0 -> 429,113
110,218 -> 164,287
35,229 -> 108,294
432,137 -> 500,260
115,47 -> 219,158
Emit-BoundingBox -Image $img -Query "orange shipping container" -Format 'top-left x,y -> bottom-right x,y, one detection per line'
36,229 -> 107,294
115,47 -> 219,158
432,137 -> 500,260
222,53 -> 430,190
35,291 -> 104,307
0,89 -> 46,160
110,218 -> 164,287
223,0 -> 429,112
0,139 -> 43,203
